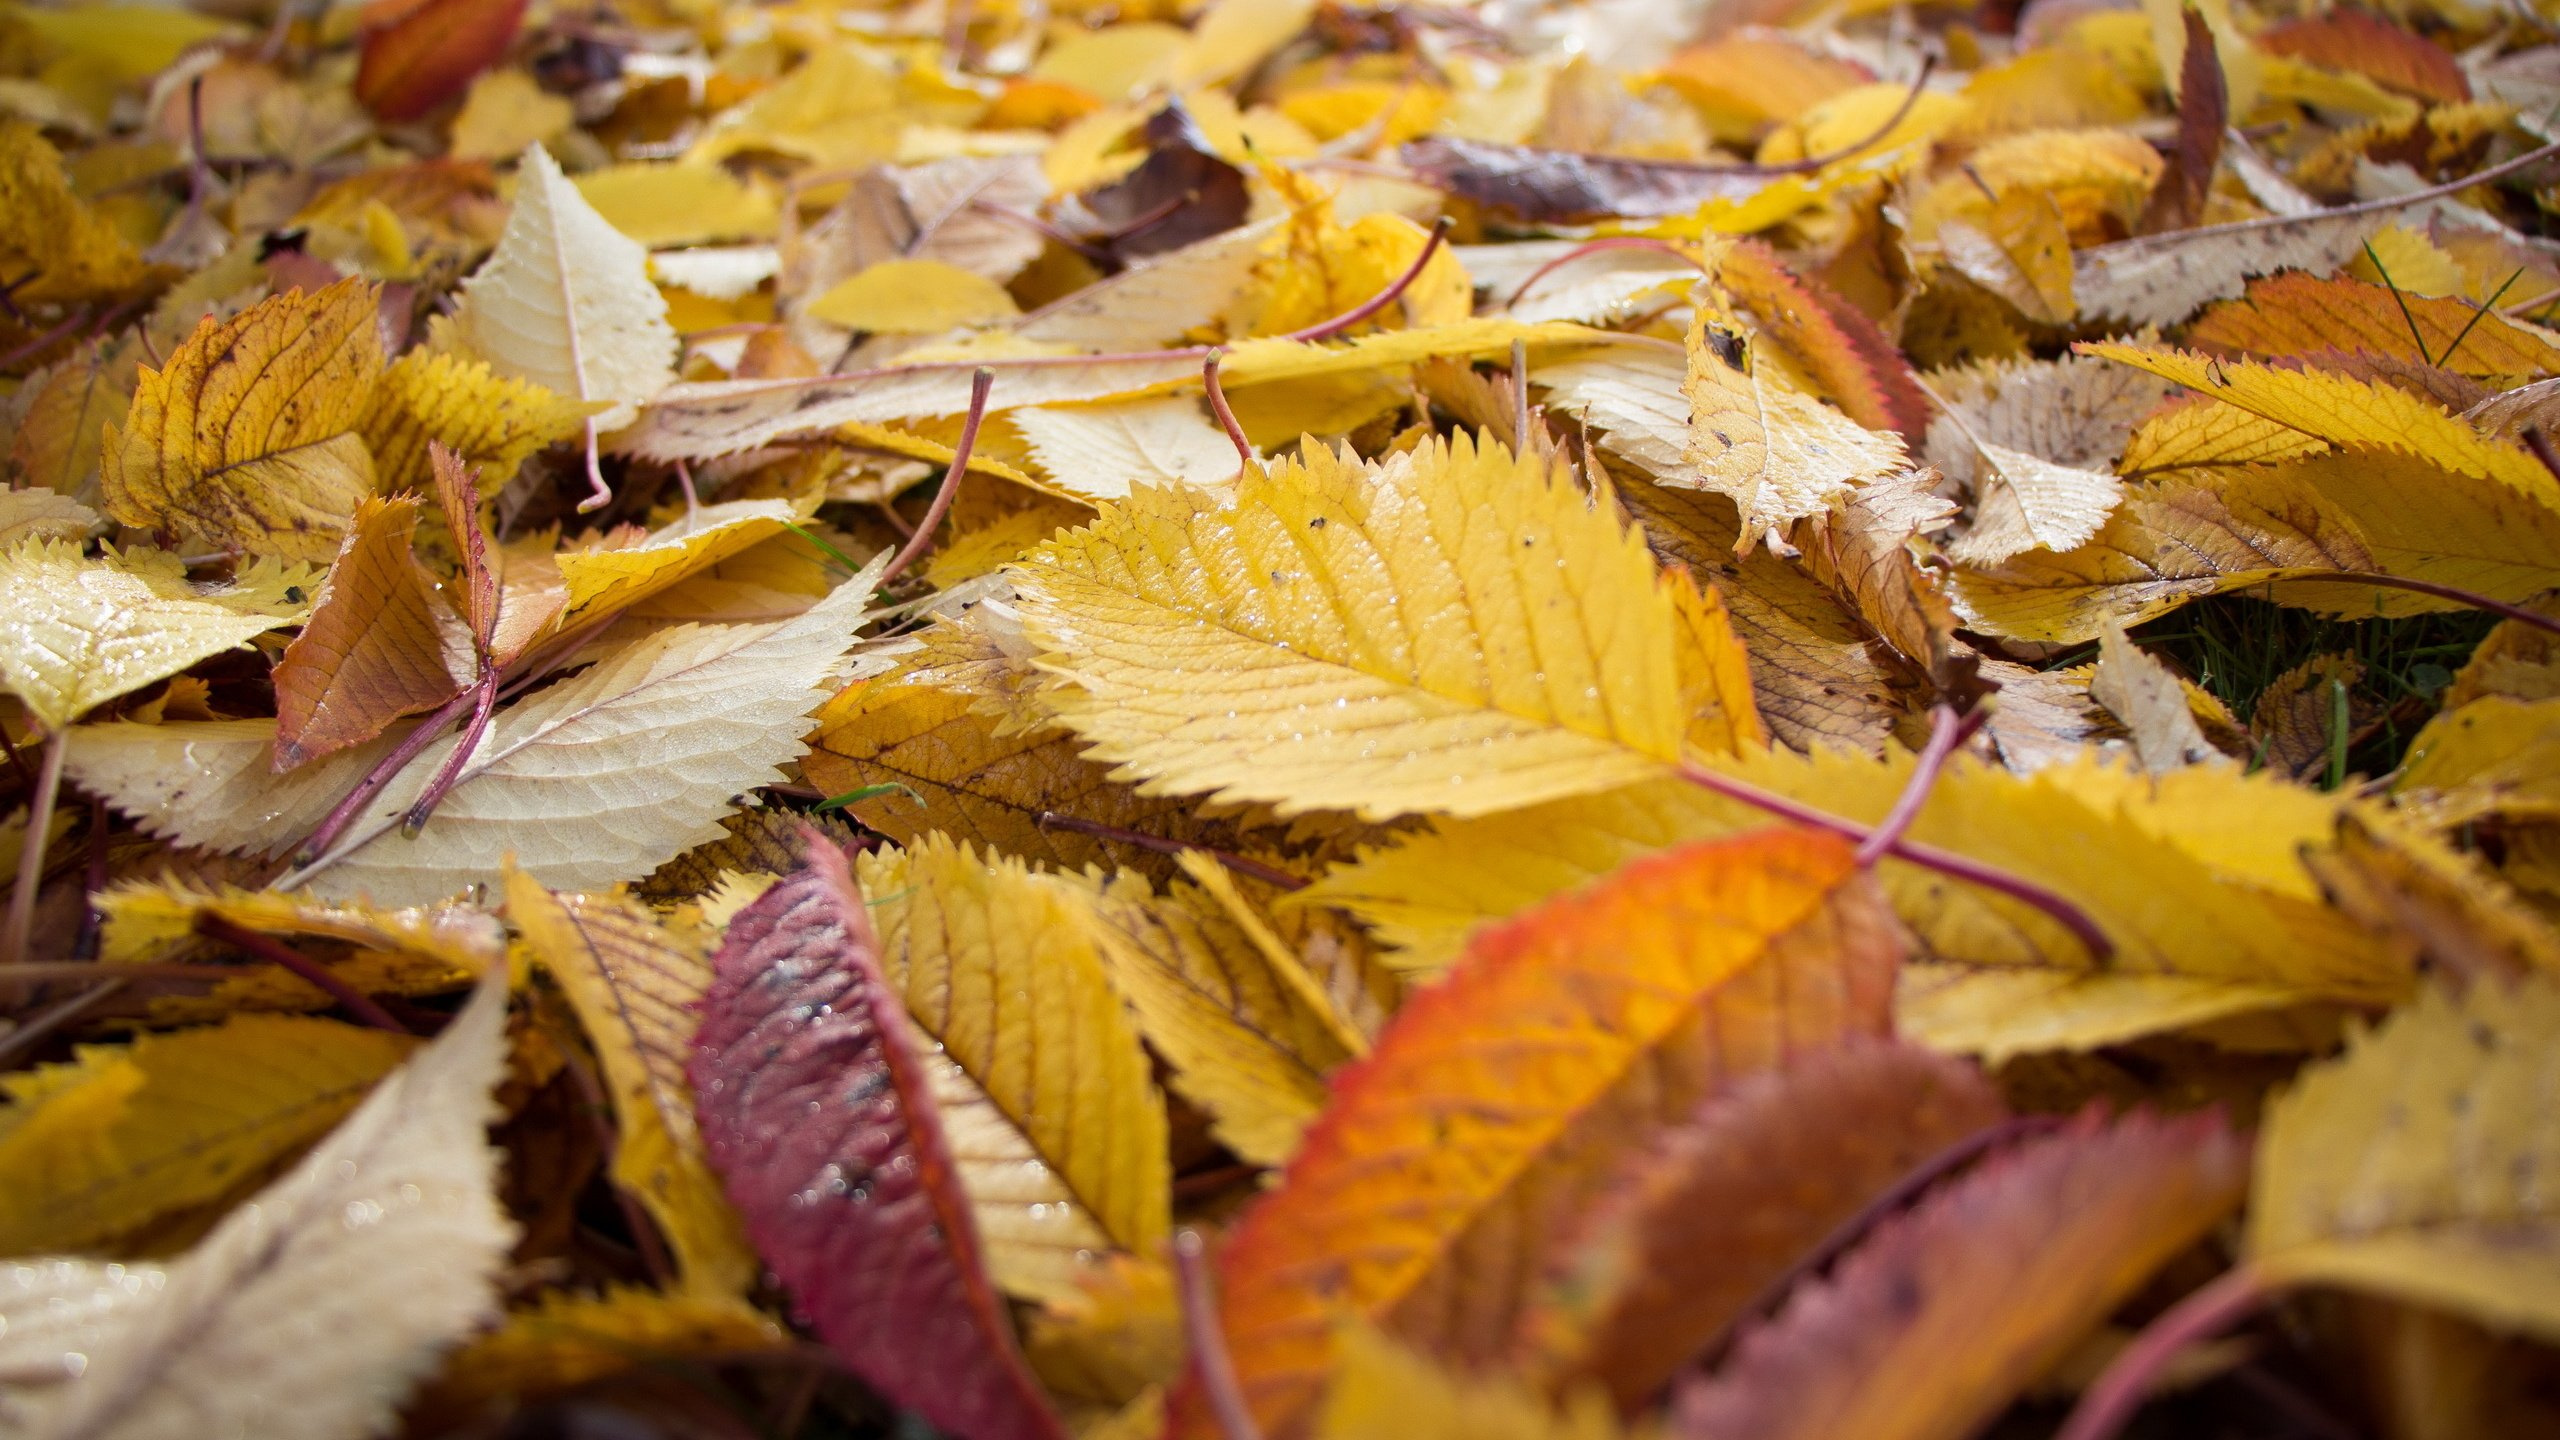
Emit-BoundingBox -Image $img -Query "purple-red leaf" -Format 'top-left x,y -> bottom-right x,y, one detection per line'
689,835 -> 1065,1440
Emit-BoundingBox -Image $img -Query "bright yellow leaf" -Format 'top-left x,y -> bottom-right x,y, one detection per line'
807,258 -> 1024,334
1009,432 -> 1691,822
856,834 -> 1171,1301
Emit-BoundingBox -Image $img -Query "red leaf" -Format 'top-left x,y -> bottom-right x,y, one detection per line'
688,835 -> 1066,1440
354,0 -> 529,124
2260,10 -> 2471,105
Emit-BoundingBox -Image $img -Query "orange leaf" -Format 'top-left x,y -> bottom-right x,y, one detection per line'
2259,10 -> 2471,105
1167,828 -> 1904,1440
1514,1038 -> 2007,1411
355,0 -> 530,123
271,494 -> 468,771
1671,1107 -> 2249,1440
2188,272 -> 2560,383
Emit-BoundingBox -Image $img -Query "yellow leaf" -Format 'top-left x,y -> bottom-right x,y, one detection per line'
2394,695 -> 2560,829
2120,395 -> 2327,475
10,5 -> 242,87
101,278 -> 384,564
1949,456 -> 2560,643
807,257 -> 1023,334
98,878 -> 503,972
0,1014 -> 414,1255
1682,313 -> 1908,543
1025,1254 -> 1184,1408
574,162 -> 780,248
447,68 -> 572,163
506,875 -> 758,1297
444,144 -> 677,431
0,488 -> 98,550
0,539 -> 310,732
423,1285 -> 782,1417
2346,224 -> 2466,298
1302,747 -> 2414,1056
1073,862 -> 1358,1166
555,497 -> 809,622
1009,432 -> 1689,822
2251,978 -> 2560,1340
803,660 -> 1255,877
2083,343 -> 2558,499
359,349 -> 601,496
1316,1326 -> 1629,1440
857,834 -> 1171,1301
0,119 -> 147,303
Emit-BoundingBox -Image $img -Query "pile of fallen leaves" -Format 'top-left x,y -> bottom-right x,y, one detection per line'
7,0 -> 2560,1435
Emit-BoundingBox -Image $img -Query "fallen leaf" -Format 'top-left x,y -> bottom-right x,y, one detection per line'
2250,976 -> 2560,1339
1168,829 -> 1902,1440
855,835 -> 1170,1300
102,279 -> 384,564
0,540 -> 311,733
0,969 -> 516,1440
1671,1108 -> 2248,1440
1516,1038 -> 2006,1410
443,144 -> 678,433
0,1014 -> 415,1255
271,494 -> 470,770
688,837 -> 1067,1440
1010,432 -> 1689,822
506,875 -> 757,1297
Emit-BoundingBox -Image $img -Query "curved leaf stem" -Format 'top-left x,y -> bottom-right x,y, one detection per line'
193,914 -> 410,1033
2054,1263 -> 2274,1440
1505,235 -> 1714,311
1281,216 -> 1454,343
2274,570 -> 2560,638
400,665 -> 499,837
294,688 -> 475,865
879,367 -> 995,587
1174,1229 -> 1262,1440
1672,758 -> 2114,960
2,729 -> 65,965
1856,704 -> 1985,866
1204,348 -> 1254,472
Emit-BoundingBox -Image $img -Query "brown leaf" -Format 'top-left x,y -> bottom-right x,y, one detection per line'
1516,1039 -> 2006,1412
1672,1108 -> 2249,1440
2136,8 -> 2226,235
271,494 -> 470,771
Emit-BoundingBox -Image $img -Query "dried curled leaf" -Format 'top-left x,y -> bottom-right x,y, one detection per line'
688,838 -> 1066,1440
272,494 -> 468,770
0,970 -> 516,1440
